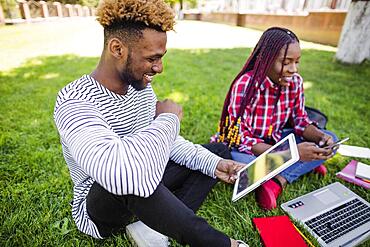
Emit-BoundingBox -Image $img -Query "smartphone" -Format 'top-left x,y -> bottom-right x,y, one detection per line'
324,137 -> 349,149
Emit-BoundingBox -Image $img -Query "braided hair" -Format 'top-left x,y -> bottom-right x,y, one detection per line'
216,27 -> 299,148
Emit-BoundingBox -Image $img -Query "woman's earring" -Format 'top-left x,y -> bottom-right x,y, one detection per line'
278,78 -> 282,82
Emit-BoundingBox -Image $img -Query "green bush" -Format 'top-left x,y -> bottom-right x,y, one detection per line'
1,0 -> 20,19
165,0 -> 197,9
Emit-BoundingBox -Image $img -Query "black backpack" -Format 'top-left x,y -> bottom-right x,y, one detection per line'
284,106 -> 328,130
305,106 -> 328,130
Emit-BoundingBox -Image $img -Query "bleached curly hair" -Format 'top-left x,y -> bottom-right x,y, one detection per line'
97,0 -> 175,47
97,0 -> 175,31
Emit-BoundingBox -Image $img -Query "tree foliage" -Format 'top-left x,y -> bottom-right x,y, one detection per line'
165,0 -> 197,9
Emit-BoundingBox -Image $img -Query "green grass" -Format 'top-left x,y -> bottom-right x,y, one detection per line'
0,48 -> 369,247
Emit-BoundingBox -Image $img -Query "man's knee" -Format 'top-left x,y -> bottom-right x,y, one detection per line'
202,143 -> 231,160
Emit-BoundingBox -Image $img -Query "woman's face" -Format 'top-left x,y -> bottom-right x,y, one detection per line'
267,41 -> 301,87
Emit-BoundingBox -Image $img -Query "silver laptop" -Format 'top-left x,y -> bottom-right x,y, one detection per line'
281,182 -> 370,247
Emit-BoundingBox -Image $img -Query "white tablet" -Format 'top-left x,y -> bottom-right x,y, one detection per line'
232,133 -> 299,202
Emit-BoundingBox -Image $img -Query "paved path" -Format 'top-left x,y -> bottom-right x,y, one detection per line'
0,18 -> 336,71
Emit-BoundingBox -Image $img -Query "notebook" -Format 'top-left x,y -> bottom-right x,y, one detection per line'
281,182 -> 370,247
355,162 -> 370,181
336,160 -> 370,190
253,215 -> 307,247
232,133 -> 299,202
337,145 -> 370,159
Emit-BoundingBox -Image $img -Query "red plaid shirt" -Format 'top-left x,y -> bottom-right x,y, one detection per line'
228,72 -> 312,154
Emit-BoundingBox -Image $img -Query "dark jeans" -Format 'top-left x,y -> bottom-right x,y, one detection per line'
86,143 -> 231,247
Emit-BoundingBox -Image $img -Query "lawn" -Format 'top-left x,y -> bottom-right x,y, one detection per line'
0,46 -> 369,246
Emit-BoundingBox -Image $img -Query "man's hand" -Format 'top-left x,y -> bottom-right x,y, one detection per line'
297,142 -> 333,161
156,99 -> 183,121
215,159 -> 245,184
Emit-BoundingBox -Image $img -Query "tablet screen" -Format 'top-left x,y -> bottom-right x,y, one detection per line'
234,137 -> 295,198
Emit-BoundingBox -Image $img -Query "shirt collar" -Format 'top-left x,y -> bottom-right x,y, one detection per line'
260,76 -> 279,92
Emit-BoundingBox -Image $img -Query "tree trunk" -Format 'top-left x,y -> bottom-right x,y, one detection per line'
336,0 -> 370,64
178,0 -> 184,20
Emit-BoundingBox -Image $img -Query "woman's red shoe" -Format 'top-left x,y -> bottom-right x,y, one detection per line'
255,179 -> 282,210
313,164 -> 327,176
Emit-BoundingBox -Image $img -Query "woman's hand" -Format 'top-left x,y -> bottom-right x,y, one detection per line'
303,125 -> 333,147
297,142 -> 333,161
215,159 -> 245,184
317,133 -> 334,148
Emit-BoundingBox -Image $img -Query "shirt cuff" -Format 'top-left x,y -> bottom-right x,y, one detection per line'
238,136 -> 264,154
294,118 -> 312,136
206,152 -> 222,179
158,112 -> 180,126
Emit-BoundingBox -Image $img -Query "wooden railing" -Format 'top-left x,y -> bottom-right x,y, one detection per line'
0,1 -> 95,25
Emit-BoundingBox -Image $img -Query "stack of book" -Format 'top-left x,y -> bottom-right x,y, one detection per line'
336,160 -> 370,189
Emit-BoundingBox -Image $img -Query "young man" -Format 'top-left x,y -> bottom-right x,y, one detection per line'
53,0 -> 248,246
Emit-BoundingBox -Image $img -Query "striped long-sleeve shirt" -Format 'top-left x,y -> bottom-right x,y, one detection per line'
54,75 -> 221,238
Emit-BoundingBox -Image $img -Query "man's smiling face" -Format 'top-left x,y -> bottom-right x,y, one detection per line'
120,28 -> 167,91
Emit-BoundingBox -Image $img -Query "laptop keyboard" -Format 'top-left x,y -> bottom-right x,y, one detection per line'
305,198 -> 370,244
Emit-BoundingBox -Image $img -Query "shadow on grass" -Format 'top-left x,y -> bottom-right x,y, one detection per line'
0,49 -> 369,246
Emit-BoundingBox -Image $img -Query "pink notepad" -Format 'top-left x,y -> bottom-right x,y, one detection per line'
336,160 -> 370,189
253,216 -> 307,247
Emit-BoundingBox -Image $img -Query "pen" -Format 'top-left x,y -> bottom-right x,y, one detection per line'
293,224 -> 316,247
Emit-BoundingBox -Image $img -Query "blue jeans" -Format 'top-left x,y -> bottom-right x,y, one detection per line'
231,129 -> 338,183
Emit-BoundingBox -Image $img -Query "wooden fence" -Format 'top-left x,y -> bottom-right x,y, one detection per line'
0,0 -> 95,25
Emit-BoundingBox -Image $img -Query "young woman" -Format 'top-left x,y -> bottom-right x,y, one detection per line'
214,27 -> 338,210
